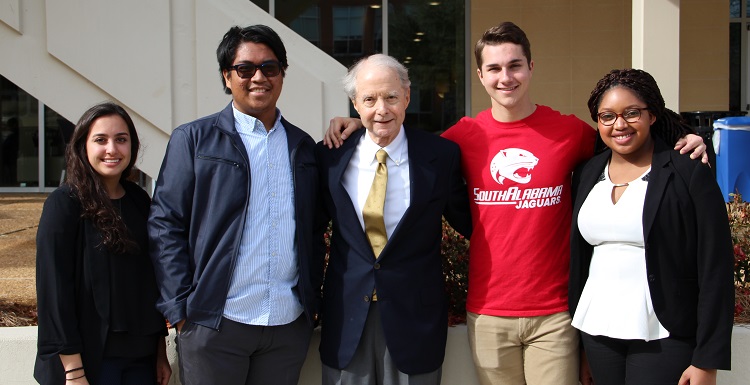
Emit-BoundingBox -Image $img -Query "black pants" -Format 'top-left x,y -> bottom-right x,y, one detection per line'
98,355 -> 156,385
176,315 -> 312,385
581,332 -> 695,385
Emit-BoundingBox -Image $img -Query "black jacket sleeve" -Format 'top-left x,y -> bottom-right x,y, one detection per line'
680,156 -> 735,369
36,187 -> 84,357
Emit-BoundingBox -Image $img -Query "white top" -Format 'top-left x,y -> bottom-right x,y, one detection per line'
342,127 -> 410,240
572,163 -> 669,341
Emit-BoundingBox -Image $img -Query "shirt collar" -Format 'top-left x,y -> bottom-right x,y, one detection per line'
359,125 -> 408,166
232,104 -> 282,134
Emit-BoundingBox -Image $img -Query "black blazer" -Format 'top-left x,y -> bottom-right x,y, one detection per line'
315,128 -> 472,375
569,139 -> 734,370
34,182 -> 165,384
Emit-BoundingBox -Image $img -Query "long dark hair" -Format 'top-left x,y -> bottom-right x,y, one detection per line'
64,102 -> 140,254
587,68 -> 694,153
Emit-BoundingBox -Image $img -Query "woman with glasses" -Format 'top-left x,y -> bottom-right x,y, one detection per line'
34,102 -> 171,385
568,68 -> 734,385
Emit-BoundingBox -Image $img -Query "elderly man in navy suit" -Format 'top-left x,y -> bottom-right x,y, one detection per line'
315,54 -> 472,385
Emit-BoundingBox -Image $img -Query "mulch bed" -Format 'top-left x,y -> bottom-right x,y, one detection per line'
0,299 -> 37,327
1,294 -> 748,328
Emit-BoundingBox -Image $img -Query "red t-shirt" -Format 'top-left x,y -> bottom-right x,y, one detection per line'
442,106 -> 596,316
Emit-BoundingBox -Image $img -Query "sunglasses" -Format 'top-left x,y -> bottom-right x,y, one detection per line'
227,61 -> 282,78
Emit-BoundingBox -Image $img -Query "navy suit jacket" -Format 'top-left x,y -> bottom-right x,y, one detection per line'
569,139 -> 734,370
315,127 -> 472,374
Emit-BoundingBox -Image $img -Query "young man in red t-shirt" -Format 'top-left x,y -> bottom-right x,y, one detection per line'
324,22 -> 705,385
438,24 -> 593,384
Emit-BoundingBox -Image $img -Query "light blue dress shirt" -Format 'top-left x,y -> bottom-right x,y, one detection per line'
223,105 -> 302,326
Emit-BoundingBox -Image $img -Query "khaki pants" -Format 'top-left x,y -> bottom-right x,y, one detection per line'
467,311 -> 579,385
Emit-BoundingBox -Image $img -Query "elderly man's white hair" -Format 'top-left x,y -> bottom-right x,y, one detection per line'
343,54 -> 411,100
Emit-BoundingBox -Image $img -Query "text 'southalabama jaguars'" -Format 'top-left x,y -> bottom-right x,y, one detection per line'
475,148 -> 563,209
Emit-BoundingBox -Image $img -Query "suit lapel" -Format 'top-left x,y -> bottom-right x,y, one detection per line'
643,140 -> 673,243
405,128 -> 437,212
326,130 -> 374,257
574,150 -> 610,214
385,128 -> 437,248
329,130 -> 362,207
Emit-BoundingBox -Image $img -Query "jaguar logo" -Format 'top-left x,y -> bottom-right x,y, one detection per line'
489,148 -> 538,185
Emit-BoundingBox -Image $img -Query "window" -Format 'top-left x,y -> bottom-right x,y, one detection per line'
730,0 -> 750,111
332,6 -> 365,56
388,0 -> 466,132
730,22 -> 742,111
256,0 -> 467,133
290,6 -> 321,46
0,75 -> 74,190
731,0 -> 740,17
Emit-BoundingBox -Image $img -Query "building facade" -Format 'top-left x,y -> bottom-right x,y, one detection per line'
0,0 -> 734,193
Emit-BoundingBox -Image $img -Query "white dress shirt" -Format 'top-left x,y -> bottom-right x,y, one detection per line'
342,127 -> 410,241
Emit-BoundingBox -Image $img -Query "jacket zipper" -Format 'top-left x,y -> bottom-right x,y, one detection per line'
196,154 -> 241,168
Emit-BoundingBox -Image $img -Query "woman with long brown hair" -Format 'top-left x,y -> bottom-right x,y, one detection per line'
34,102 -> 171,385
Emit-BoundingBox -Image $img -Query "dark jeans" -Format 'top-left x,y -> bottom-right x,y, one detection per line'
98,355 -> 156,385
581,332 -> 695,385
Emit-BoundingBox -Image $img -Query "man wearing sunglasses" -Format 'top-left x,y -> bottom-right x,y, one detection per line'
149,24 -> 326,385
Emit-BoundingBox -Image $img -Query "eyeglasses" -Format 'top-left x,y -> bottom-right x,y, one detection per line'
597,108 -> 649,126
227,61 -> 282,78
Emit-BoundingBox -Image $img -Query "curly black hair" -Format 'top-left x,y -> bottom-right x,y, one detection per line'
587,68 -> 694,152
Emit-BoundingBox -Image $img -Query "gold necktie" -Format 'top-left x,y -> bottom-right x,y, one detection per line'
363,149 -> 388,258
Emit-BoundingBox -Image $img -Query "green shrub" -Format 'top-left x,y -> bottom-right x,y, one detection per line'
441,219 -> 470,326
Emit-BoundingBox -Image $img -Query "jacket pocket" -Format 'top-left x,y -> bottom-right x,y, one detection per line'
197,154 -> 242,168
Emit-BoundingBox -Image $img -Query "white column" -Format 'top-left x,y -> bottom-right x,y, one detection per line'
632,0 -> 681,111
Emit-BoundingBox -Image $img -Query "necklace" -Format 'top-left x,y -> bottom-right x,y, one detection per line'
612,182 -> 629,187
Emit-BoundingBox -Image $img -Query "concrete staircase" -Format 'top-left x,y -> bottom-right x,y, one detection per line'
0,0 -> 348,178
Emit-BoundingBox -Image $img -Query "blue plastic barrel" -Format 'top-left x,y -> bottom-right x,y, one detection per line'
713,116 -> 750,201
